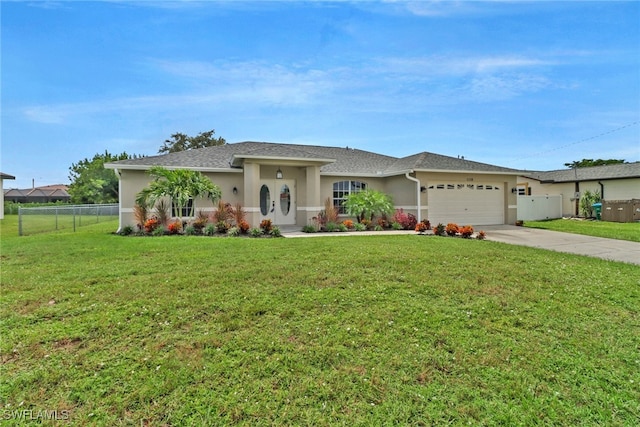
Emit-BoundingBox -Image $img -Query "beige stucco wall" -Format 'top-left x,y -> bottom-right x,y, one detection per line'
602,178 -> 640,200
117,169 -> 244,229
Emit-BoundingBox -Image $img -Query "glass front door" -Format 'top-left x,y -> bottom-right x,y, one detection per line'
259,180 -> 296,225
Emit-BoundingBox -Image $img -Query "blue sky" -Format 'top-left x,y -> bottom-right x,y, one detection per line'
2,1 -> 639,189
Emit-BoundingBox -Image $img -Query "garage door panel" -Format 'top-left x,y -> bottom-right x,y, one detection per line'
428,183 -> 504,226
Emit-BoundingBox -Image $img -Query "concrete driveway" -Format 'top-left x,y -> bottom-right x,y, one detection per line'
482,225 -> 640,265
282,225 -> 640,265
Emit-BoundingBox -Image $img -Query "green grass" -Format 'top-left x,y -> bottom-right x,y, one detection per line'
524,219 -> 640,242
2,213 -> 118,236
1,216 -> 639,426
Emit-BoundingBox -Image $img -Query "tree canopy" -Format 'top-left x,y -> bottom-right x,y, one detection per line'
564,159 -> 625,168
159,130 -> 226,154
136,167 -> 222,219
68,151 -> 136,204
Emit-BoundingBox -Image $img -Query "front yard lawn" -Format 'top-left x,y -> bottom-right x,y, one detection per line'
524,218 -> 640,242
1,218 -> 639,425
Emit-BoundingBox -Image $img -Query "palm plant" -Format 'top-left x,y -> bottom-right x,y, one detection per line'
343,189 -> 393,223
136,167 -> 222,221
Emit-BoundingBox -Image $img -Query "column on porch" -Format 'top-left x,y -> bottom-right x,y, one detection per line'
304,165 -> 322,226
243,162 -> 260,227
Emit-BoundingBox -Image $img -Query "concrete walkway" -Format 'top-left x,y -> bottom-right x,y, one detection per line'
281,225 -> 640,265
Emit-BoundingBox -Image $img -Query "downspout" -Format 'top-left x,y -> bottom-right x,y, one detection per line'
405,171 -> 421,222
598,181 -> 604,201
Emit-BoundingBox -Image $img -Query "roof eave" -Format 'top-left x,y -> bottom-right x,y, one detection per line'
414,168 -> 521,176
231,154 -> 336,167
104,163 -> 243,173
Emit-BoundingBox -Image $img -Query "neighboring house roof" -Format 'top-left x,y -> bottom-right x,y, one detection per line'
1,172 -> 16,180
107,141 -> 522,176
3,185 -> 71,199
522,162 -> 640,183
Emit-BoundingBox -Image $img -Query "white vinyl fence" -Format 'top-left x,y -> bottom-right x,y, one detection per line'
517,195 -> 562,221
18,204 -> 119,236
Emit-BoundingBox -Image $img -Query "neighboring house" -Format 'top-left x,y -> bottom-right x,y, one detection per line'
518,162 -> 640,217
1,172 -> 16,219
3,184 -> 71,204
105,141 -> 522,230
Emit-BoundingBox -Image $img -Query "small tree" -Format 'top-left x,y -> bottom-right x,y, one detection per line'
579,190 -> 601,218
136,167 -> 222,221
343,189 -> 393,223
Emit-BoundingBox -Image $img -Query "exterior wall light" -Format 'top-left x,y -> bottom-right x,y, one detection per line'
276,168 -> 283,179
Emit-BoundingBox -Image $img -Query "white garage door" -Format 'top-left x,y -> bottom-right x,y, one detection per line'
427,183 -> 504,226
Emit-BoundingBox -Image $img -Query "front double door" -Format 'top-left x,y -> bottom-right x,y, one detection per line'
259,180 -> 296,225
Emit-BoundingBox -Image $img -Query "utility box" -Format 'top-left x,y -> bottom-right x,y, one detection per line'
601,200 -> 639,223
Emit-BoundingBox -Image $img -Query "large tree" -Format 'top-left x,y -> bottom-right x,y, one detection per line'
68,151 -> 135,204
564,158 -> 625,168
136,166 -> 222,220
158,129 -> 226,154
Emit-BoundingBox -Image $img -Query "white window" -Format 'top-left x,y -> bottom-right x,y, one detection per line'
333,180 -> 367,214
172,198 -> 194,217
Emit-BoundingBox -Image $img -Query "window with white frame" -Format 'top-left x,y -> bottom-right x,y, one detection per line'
333,180 -> 367,214
172,198 -> 194,217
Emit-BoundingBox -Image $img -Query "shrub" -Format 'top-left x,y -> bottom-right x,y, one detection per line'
212,199 -> 234,224
374,224 -> 384,231
184,225 -> 197,236
360,219 -> 372,229
445,223 -> 459,236
154,199 -> 170,226
392,222 -> 403,230
119,225 -> 134,236
476,230 -> 487,240
270,226 -> 282,237
323,197 -> 339,224
354,223 -> 366,231
167,220 -> 182,235
152,226 -> 166,236
377,217 -> 389,229
238,220 -> 250,234
459,225 -> 474,238
342,219 -> 354,229
414,222 -> 428,233
302,224 -> 316,233
192,210 -> 209,231
133,204 -> 148,230
204,223 -> 216,236
228,226 -> 240,237
232,202 -> 247,226
260,219 -> 273,233
421,219 -> 431,230
338,223 -> 348,232
325,222 -> 339,232
144,217 -> 159,233
249,227 -> 263,238
433,223 -> 446,236
216,221 -> 229,234
391,209 -> 417,230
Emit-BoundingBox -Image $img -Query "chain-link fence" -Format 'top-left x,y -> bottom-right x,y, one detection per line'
18,204 -> 119,236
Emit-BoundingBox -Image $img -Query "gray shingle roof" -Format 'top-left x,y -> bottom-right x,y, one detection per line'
107,141 -> 520,175
523,162 -> 640,183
